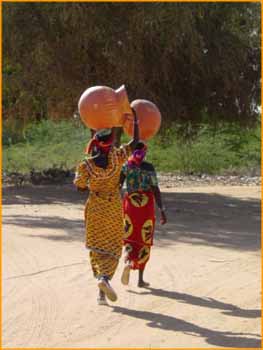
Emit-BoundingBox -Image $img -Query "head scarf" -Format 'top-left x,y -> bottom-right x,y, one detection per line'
127,142 -> 147,168
85,128 -> 113,155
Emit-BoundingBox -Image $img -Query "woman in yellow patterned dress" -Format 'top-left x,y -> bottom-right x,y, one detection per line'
74,114 -> 138,305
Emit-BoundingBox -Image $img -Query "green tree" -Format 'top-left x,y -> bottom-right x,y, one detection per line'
3,2 -> 261,131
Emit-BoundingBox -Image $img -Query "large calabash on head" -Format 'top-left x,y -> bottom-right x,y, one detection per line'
123,99 -> 162,140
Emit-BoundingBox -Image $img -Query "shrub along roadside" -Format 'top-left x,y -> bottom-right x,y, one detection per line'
2,119 -> 261,176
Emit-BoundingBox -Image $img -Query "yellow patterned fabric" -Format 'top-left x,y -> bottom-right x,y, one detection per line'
89,251 -> 118,280
74,145 -> 131,279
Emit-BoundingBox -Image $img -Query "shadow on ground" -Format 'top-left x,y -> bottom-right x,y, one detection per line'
128,287 -> 261,319
3,184 -> 85,205
110,305 -> 261,348
154,191 -> 260,251
3,184 -> 261,251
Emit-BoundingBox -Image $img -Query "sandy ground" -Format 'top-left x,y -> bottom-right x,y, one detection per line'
2,184 -> 261,348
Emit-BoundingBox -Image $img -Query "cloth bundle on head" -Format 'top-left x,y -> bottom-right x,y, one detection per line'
128,142 -> 147,168
85,128 -> 113,155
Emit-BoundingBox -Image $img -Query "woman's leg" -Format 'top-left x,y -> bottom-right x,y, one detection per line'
90,251 -> 119,302
97,289 -> 108,305
137,246 -> 151,287
121,244 -> 134,285
90,251 -> 119,279
121,261 -> 132,285
138,268 -> 150,287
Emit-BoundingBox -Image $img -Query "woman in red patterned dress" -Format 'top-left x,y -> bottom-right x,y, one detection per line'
120,142 -> 167,287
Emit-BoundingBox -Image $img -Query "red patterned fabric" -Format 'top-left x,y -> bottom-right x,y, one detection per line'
85,133 -> 114,155
123,191 -> 155,270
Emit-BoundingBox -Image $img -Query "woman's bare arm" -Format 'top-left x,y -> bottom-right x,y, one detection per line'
152,185 -> 167,225
127,108 -> 139,151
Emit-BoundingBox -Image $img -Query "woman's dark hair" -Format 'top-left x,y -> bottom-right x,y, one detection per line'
135,141 -> 146,150
96,132 -> 113,142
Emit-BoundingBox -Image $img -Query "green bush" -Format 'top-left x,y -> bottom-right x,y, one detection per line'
3,119 -> 261,175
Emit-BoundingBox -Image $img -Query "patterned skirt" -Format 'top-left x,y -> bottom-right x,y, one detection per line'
85,191 -> 124,279
123,191 -> 155,270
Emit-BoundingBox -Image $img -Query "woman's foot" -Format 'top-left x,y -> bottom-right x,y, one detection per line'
98,277 -> 117,302
97,290 -> 108,305
138,269 -> 149,288
138,280 -> 150,288
121,264 -> 131,285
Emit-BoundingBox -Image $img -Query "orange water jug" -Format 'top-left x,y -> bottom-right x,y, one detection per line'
78,85 -> 131,129
123,99 -> 162,140
115,85 -> 133,118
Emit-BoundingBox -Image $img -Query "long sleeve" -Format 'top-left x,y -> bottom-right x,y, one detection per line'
74,161 -> 90,189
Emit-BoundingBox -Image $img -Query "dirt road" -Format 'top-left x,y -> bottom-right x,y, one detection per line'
2,184 -> 261,348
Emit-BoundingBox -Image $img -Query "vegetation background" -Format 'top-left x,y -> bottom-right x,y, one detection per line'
3,2 -> 261,176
